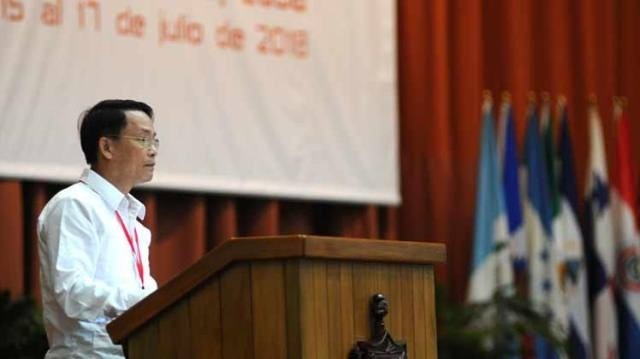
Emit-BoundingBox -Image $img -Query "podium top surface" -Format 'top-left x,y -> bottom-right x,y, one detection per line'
107,235 -> 446,343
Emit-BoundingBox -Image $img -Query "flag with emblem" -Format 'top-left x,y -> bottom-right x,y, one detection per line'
612,100 -> 640,359
523,102 -> 561,358
584,103 -> 618,359
539,98 -> 569,345
556,101 -> 591,358
468,97 -> 513,302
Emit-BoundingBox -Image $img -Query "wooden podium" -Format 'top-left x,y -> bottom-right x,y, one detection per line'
107,235 -> 446,358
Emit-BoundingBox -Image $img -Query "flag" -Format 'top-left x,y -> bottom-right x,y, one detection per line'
523,103 -> 562,359
612,102 -> 640,359
556,103 -> 592,358
539,100 -> 569,342
585,104 -> 618,359
498,100 -> 526,271
468,99 -> 514,302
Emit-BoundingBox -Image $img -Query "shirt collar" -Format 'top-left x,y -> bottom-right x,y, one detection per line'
79,168 -> 146,220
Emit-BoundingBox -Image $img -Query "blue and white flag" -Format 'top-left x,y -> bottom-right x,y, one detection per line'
498,100 -> 526,271
468,99 -> 513,302
585,105 -> 618,359
556,103 -> 592,358
523,104 -> 564,359
539,100 -> 569,344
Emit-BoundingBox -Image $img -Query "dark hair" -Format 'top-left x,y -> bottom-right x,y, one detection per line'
78,99 -> 153,165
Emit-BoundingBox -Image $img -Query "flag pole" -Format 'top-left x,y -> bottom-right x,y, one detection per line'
588,93 -> 598,108
614,96 -> 623,121
502,91 -> 511,104
541,92 -> 552,131
483,89 -> 493,105
556,95 -> 567,120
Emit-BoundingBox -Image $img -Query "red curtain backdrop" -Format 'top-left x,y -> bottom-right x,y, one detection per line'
398,0 -> 640,301
1,0 -> 639,306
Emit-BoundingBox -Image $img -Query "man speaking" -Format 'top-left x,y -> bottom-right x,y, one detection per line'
38,99 -> 159,358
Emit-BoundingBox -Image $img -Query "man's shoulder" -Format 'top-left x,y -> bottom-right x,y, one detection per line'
41,182 -> 103,217
50,182 -> 98,202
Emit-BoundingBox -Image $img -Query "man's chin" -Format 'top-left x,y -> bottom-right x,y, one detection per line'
136,172 -> 154,185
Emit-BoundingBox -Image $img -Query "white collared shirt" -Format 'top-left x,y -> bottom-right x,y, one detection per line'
38,169 -> 158,359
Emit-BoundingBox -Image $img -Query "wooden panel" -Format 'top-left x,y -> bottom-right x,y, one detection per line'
325,262 -> 341,355
411,266 -> 428,358
220,263 -> 254,359
0,181 -> 24,298
156,300 -> 192,358
351,263 -> 378,341
325,262 -> 346,358
109,237 -> 297,342
347,263 -> 435,359
206,197 -> 237,249
303,236 -> 446,267
398,265 -> 416,358
127,323 -> 159,359
327,263 -> 346,358
284,260 -> 302,359
189,277 -> 222,359
108,236 -> 445,343
324,261 -> 356,358
371,261 -> 393,352
251,261 -> 287,359
311,261 -> 329,358
424,267 -> 438,358
299,260 -> 329,358
385,265 -> 403,340
337,262 -> 355,354
300,260 -> 422,359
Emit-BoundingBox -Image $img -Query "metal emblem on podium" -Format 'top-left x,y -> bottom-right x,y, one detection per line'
349,293 -> 407,359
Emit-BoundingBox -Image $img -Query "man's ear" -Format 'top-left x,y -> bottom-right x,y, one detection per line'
98,137 -> 115,160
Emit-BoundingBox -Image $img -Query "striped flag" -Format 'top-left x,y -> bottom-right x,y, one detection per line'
468,98 -> 514,302
556,102 -> 592,358
612,101 -> 640,359
585,104 -> 618,359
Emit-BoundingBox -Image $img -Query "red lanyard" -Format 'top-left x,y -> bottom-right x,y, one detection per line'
115,211 -> 145,289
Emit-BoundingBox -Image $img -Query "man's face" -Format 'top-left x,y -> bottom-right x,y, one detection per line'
111,110 -> 157,186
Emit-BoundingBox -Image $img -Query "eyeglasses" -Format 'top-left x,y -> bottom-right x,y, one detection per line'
108,135 -> 160,150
